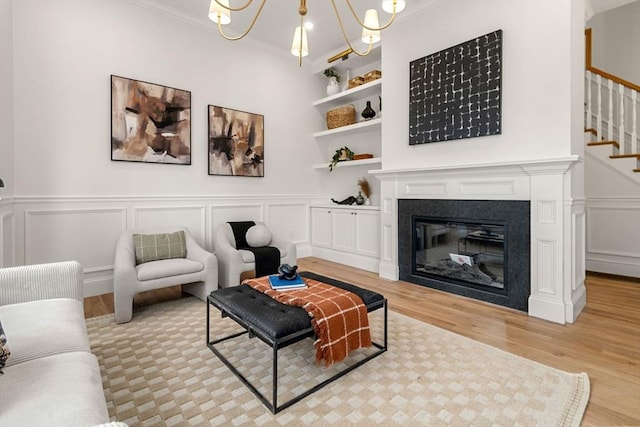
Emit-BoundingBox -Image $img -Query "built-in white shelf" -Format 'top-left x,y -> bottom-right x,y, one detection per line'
313,118 -> 382,139
312,79 -> 382,109
312,157 -> 382,170
310,204 -> 380,211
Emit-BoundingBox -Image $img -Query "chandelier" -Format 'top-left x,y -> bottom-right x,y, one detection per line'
208,0 -> 405,66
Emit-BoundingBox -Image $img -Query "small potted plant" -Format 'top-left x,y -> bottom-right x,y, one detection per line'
323,67 -> 341,83
324,68 -> 341,96
329,146 -> 354,171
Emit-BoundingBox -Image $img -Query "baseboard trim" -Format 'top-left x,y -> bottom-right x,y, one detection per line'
310,247 -> 379,274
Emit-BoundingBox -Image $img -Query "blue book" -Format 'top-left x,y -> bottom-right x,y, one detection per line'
268,274 -> 306,289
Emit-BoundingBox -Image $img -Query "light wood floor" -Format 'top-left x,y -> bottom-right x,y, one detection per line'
84,257 -> 640,426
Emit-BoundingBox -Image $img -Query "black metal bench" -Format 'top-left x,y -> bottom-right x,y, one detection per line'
206,271 -> 388,414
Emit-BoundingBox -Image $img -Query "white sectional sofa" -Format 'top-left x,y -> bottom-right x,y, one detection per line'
0,261 -> 114,427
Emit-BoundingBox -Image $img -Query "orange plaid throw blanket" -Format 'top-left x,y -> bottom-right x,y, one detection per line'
243,275 -> 372,366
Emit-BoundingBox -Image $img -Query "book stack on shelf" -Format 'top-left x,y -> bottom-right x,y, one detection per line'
268,275 -> 307,291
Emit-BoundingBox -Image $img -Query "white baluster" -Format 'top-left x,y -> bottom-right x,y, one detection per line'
597,74 -> 602,139
631,90 -> 638,155
608,79 -> 614,141
586,71 -> 592,131
619,84 -> 625,153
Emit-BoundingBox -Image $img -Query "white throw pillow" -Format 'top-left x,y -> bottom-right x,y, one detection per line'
246,224 -> 272,247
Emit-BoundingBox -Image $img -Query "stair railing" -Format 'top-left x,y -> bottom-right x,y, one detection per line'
585,28 -> 639,156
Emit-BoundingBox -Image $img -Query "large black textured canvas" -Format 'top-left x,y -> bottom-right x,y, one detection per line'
409,30 -> 502,145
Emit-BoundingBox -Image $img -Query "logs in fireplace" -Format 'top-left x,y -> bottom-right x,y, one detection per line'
398,199 -> 530,311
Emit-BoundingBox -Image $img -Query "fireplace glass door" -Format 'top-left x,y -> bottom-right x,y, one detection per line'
414,219 -> 505,290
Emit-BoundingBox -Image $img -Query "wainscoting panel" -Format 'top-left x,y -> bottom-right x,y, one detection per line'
134,205 -> 207,245
24,208 -> 127,270
1,211 -> 15,267
406,182 -> 447,196
8,196 -> 316,296
537,200 -> 557,224
266,203 -> 308,245
535,239 -> 557,295
209,204 -> 264,250
458,180 -> 515,196
573,208 -> 586,288
586,197 -> 640,277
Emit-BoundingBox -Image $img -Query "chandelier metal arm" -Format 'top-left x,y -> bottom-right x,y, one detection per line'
296,15 -> 304,67
215,0 -> 267,41
213,0 -> 255,12
330,0 -> 374,57
345,0 -> 397,31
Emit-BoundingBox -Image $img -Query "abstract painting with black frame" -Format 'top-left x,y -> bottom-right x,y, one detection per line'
409,30 -> 502,145
208,105 -> 264,177
111,75 -> 191,164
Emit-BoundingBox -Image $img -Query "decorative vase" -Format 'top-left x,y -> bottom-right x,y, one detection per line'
365,197 -> 372,206
355,191 -> 365,205
361,100 -> 376,120
326,76 -> 340,96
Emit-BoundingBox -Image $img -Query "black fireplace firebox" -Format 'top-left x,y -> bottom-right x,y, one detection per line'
398,199 -> 530,311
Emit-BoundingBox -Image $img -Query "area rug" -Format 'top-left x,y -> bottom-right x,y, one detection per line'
86,297 -> 589,426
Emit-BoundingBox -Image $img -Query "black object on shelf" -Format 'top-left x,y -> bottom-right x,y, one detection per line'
361,101 -> 376,120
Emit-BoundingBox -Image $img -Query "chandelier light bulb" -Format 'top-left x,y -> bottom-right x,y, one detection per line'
361,9 -> 381,44
209,0 -> 231,25
382,0 -> 406,14
291,26 -> 309,57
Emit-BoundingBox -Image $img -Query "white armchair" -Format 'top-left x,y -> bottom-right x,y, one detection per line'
214,222 -> 297,288
114,226 -> 217,323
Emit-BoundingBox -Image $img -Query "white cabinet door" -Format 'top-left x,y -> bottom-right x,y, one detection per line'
354,210 -> 381,257
331,209 -> 356,252
310,207 -> 332,248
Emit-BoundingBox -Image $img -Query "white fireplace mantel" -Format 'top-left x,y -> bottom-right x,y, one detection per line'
370,155 -> 586,324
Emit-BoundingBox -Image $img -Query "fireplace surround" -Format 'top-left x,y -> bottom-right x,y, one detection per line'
371,157 -> 586,324
398,199 -> 530,311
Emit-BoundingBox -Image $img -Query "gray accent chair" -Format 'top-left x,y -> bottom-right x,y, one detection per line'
213,222 -> 297,288
113,226 -> 217,323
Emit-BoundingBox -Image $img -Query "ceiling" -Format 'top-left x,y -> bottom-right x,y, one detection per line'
139,0 -> 629,70
140,0 -> 439,68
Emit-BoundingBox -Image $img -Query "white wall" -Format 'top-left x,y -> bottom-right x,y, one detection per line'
0,0 -> 15,267
381,0 -> 578,171
11,0 -> 323,197
584,152 -> 640,277
3,0 -> 329,294
588,0 -> 640,85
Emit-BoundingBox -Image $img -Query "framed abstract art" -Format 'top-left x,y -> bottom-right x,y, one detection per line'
111,75 -> 191,164
208,105 -> 264,177
409,30 -> 502,145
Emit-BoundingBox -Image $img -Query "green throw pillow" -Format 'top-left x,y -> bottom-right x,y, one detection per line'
133,231 -> 187,265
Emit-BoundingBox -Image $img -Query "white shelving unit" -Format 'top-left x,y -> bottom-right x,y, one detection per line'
312,72 -> 382,169
310,53 -> 383,272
